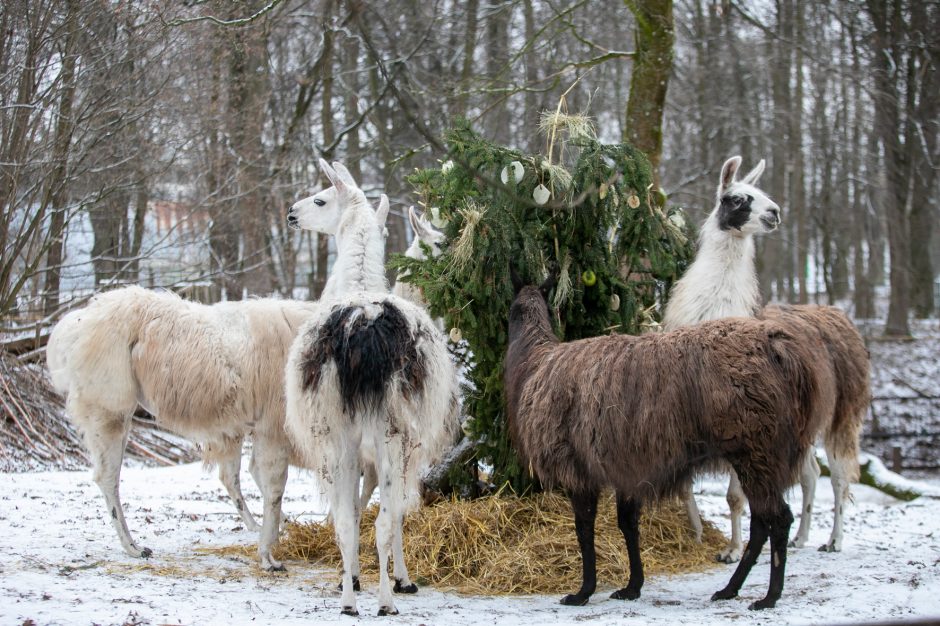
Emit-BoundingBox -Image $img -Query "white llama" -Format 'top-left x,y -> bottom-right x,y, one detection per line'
46,290 -> 317,571
664,156 -> 867,562
284,160 -> 459,616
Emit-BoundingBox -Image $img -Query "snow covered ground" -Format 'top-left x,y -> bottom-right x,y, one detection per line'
2,460 -> 939,626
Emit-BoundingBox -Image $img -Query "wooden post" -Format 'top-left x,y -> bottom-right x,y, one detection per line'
891,445 -> 903,473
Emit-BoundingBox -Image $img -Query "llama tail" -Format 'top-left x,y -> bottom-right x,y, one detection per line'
300,300 -> 426,415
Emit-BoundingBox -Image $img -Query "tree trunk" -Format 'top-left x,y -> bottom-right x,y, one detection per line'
868,0 -> 912,337
42,0 -> 79,314
226,0 -> 272,297
623,0 -> 674,187
908,0 -> 939,318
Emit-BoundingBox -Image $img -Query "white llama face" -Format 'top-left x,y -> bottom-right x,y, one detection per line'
716,157 -> 780,236
287,159 -> 374,235
407,206 -> 445,260
288,185 -> 343,233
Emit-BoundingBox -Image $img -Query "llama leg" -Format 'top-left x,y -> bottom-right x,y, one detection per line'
789,449 -> 820,548
373,444 -> 404,616
85,412 -> 151,558
820,451 -> 850,552
681,480 -> 704,543
331,449 -> 363,616
252,435 -> 289,572
561,490 -> 599,606
717,471 -> 746,563
392,518 -> 417,593
217,446 -> 261,532
712,507 -> 770,601
750,502 -> 794,610
360,462 -> 378,510
610,493 -> 644,601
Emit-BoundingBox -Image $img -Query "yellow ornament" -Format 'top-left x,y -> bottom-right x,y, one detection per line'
449,327 -> 463,343
628,194 -> 641,209
581,270 -> 597,287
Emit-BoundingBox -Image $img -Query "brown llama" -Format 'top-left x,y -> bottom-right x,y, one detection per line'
504,277 -> 836,610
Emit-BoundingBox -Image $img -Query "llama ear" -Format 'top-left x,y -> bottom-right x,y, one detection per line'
376,194 -> 390,225
409,206 -> 430,239
740,159 -> 766,185
330,161 -> 359,188
509,265 -> 525,294
719,156 -> 742,192
319,158 -> 347,195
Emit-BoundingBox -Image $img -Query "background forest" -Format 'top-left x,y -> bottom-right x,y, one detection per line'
1,0 -> 938,339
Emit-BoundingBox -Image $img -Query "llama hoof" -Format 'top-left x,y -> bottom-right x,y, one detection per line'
340,607 -> 359,617
715,548 -> 742,564
138,547 -> 153,559
818,541 -> 840,553
394,579 -> 418,594
560,593 -> 590,606
610,587 -> 641,601
749,597 -> 777,610
377,606 -> 399,616
711,588 -> 737,602
338,576 -> 360,592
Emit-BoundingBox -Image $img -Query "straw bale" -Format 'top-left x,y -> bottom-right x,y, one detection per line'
271,491 -> 726,595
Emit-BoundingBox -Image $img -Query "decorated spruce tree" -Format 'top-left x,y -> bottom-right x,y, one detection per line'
393,117 -> 693,493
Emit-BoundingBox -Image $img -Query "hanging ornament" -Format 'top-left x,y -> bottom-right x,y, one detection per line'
610,293 -> 620,311
441,160 -> 454,175
581,270 -> 597,287
500,160 -> 524,185
599,183 -> 608,200
627,194 -> 641,209
533,184 -> 551,205
449,327 -> 463,343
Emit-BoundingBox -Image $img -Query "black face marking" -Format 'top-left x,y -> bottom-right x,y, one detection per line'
717,194 -> 754,231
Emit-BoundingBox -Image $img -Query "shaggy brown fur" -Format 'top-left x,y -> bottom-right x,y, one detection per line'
505,285 -> 836,610
759,304 -> 868,478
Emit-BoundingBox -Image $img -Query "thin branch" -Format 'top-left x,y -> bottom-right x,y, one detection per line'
163,0 -> 286,28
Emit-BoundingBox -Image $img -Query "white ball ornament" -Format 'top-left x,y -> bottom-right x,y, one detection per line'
500,160 -> 524,185
441,160 -> 454,174
449,327 -> 463,343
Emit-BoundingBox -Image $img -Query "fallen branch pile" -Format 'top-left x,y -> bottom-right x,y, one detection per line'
0,349 -> 199,472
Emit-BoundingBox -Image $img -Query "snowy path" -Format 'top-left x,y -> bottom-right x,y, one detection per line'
1,461 -> 938,625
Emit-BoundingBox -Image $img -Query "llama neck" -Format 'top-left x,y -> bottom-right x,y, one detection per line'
321,200 -> 388,300
662,213 -> 760,330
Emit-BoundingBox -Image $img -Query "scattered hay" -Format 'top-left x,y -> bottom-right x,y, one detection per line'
272,491 -> 726,595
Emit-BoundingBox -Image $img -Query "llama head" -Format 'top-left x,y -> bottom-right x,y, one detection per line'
405,206 -> 444,260
714,156 -> 780,236
287,159 -> 374,234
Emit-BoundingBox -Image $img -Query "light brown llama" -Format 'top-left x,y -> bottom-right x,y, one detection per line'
504,279 -> 836,610
758,304 -> 869,551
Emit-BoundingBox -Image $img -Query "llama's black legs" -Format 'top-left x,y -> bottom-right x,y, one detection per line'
749,503 -> 794,610
561,490 -> 599,606
610,493 -> 644,601
711,508 -> 770,602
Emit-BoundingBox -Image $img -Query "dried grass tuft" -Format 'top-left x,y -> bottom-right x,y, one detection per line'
269,492 -> 726,595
